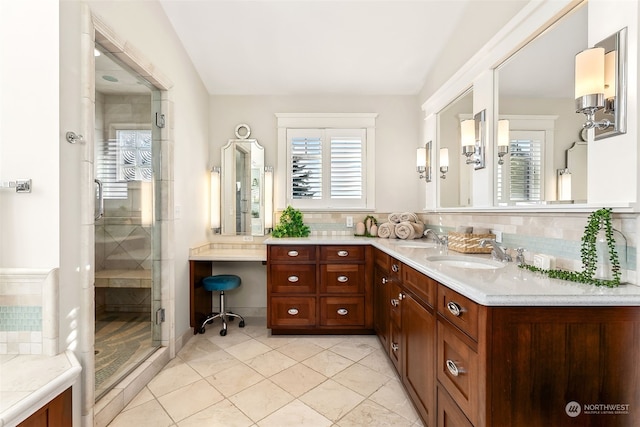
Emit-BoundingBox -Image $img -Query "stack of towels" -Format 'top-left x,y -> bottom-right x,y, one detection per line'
377,212 -> 424,240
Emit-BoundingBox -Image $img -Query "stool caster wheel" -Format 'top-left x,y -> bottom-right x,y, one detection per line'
239,320 -> 245,328
198,326 -> 206,334
220,329 -> 227,336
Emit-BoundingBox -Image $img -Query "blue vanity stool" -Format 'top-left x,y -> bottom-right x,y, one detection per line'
197,274 -> 245,336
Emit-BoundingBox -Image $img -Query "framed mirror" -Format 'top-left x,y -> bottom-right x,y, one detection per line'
221,125 -> 266,235
495,3 -> 587,205
437,88 -> 473,208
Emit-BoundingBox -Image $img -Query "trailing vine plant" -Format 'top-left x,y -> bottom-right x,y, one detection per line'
518,208 -> 621,287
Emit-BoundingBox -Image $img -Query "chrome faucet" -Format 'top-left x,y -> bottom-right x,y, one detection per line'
424,229 -> 448,247
479,238 -> 512,262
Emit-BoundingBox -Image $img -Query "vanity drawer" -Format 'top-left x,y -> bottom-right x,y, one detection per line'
320,296 -> 365,326
270,297 -> 316,327
320,245 -> 365,262
403,263 -> 436,308
437,387 -> 473,427
320,264 -> 364,293
269,245 -> 316,262
269,264 -> 316,293
437,320 -> 480,426
438,285 -> 480,341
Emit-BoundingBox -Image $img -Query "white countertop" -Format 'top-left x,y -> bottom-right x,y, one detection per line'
0,350 -> 81,427
265,236 -> 640,307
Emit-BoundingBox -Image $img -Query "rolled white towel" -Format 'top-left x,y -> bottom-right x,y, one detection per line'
387,213 -> 402,224
377,222 -> 396,239
400,212 -> 418,223
411,221 -> 425,238
395,221 -> 416,240
456,225 -> 473,233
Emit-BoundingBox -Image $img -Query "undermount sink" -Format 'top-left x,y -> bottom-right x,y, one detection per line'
426,255 -> 506,270
391,241 -> 439,249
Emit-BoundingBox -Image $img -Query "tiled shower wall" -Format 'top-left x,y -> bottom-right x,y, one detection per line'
95,93 -> 153,312
286,210 -> 638,285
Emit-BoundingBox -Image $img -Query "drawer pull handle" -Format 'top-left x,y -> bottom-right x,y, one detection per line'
337,250 -> 349,257
287,308 -> 299,316
447,301 -> 462,317
391,264 -> 400,273
337,275 -> 349,283
381,277 -> 388,284
337,308 -> 348,316
390,298 -> 399,307
287,250 -> 299,257
391,343 -> 399,352
288,275 -> 299,283
446,359 -> 460,377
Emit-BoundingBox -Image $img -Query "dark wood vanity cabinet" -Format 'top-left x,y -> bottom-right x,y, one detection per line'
18,387 -> 72,427
267,244 -> 373,333
373,254 -> 640,427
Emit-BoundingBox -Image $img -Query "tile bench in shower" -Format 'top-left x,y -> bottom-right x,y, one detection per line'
94,270 -> 152,288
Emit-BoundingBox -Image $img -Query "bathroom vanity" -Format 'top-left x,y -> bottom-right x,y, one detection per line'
267,237 -> 640,427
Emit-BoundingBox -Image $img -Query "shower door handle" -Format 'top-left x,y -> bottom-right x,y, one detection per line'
95,179 -> 104,220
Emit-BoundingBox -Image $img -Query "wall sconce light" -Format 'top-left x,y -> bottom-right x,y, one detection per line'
439,148 -> 449,179
264,166 -> 274,231
416,141 -> 433,182
461,110 -> 486,169
497,119 -> 510,165
557,168 -> 572,201
574,27 -> 627,139
210,166 -> 221,232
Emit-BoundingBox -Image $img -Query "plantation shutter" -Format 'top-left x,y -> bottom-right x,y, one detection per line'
287,128 -> 366,208
509,130 -> 544,202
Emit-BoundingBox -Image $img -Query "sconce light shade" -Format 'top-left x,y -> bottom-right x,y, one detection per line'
210,167 -> 221,231
439,148 -> 449,179
416,147 -> 427,169
575,47 -> 605,101
497,119 -> 510,165
264,166 -> 274,230
604,50 -> 616,100
557,168 -> 572,201
460,119 -> 476,148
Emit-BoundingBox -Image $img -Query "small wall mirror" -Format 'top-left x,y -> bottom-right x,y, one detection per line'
221,124 -> 266,235
438,88 -> 473,207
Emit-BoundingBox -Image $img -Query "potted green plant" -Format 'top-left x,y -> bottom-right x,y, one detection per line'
271,205 -> 311,238
519,208 -> 622,287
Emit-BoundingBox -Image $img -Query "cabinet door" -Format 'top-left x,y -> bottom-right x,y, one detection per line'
437,387 -> 473,427
389,282 -> 403,373
19,387 -> 72,427
403,292 -> 436,427
373,264 -> 390,350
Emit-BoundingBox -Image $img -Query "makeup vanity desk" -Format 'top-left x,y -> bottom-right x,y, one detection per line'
188,244 -> 267,333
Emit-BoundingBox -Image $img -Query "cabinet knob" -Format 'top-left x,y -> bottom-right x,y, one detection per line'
337,250 -> 349,257
391,264 -> 400,273
398,292 -> 405,300
390,298 -> 399,307
447,301 -> 462,317
391,343 -> 399,352
337,308 -> 349,316
446,359 -> 461,377
287,250 -> 299,257
381,277 -> 388,284
288,275 -> 299,283
287,308 -> 299,316
337,275 -> 349,283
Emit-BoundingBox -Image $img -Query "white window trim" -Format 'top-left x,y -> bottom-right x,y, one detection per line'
276,113 -> 377,211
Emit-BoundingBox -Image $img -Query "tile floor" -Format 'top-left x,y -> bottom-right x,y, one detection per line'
107,317 -> 424,426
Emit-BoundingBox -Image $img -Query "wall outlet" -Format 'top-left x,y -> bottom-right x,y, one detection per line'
243,235 -> 254,242
491,229 -> 503,243
346,216 -> 354,228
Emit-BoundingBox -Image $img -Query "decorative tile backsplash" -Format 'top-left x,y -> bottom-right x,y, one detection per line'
275,210 -> 638,285
0,269 -> 58,355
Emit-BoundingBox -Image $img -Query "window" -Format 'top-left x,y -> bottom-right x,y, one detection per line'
276,113 -> 376,210
96,128 -> 152,200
